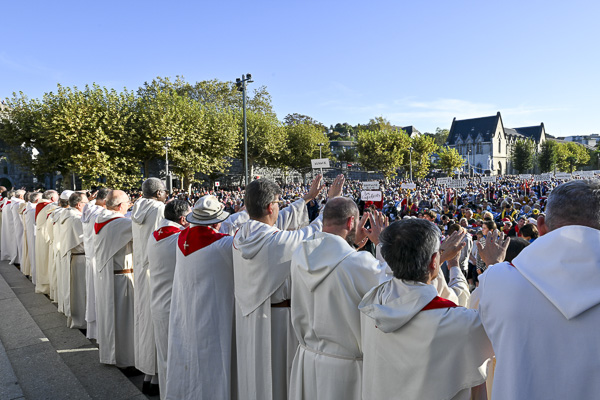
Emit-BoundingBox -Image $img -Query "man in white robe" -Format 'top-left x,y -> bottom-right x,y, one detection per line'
478,179 -> 600,399
94,190 -> 135,368
34,190 -> 59,294
0,190 -> 14,261
0,187 -> 7,258
165,196 -> 234,400
18,193 -> 31,275
58,192 -> 89,329
81,188 -> 110,340
359,219 -> 492,400
9,190 -> 25,265
50,190 -> 72,308
24,193 -> 41,283
233,175 -> 343,400
130,177 -> 166,384
289,198 -> 391,400
146,200 -> 190,399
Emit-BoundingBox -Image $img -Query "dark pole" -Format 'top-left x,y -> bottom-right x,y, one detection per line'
237,74 -> 253,187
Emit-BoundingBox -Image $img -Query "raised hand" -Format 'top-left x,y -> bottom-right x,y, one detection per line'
439,230 -> 467,264
303,174 -> 324,203
327,174 -> 345,199
477,229 -> 510,267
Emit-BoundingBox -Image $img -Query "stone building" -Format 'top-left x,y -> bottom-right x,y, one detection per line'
446,112 -> 546,175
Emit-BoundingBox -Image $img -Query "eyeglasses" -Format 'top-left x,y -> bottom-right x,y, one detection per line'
271,200 -> 285,207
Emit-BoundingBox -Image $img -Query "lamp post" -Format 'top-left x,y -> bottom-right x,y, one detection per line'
467,148 -> 471,177
317,143 -> 325,175
236,74 -> 253,187
163,136 -> 172,192
409,146 -> 414,181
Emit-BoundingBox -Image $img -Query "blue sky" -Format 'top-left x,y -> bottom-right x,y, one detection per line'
2,0 -> 598,136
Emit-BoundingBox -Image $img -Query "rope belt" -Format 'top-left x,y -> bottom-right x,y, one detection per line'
271,299 -> 291,308
71,253 -> 85,256
299,343 -> 362,361
114,268 -> 134,275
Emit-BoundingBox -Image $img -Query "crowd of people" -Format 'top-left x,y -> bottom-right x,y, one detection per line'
0,172 -> 598,400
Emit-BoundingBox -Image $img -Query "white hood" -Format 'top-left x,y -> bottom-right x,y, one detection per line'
359,279 -> 437,333
512,225 -> 600,320
131,197 -> 163,225
81,203 -> 103,224
294,232 -> 355,292
233,220 -> 277,260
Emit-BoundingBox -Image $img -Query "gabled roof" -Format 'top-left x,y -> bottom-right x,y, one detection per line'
447,112 -> 501,145
511,124 -> 545,143
401,125 -> 421,137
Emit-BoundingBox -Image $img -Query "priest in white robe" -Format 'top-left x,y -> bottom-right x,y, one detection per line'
81,188 -> 110,340
359,219 -> 492,400
478,180 -> 600,400
165,196 -> 234,400
289,198 -> 391,400
8,191 -> 25,265
0,190 -> 14,261
94,190 -> 135,368
0,188 -> 7,258
131,177 -> 166,383
18,194 -> 31,275
50,191 -> 72,308
24,193 -> 41,283
34,190 -> 59,294
58,192 -> 89,329
233,175 -> 343,400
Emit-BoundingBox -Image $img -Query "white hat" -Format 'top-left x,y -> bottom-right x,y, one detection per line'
527,217 -> 538,226
60,190 -> 74,200
186,195 -> 230,225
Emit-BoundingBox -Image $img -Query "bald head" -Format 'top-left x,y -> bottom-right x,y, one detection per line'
323,197 -> 359,227
43,190 -> 59,202
106,190 -> 130,213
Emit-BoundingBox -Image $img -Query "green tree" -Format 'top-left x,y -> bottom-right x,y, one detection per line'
510,139 -> 535,174
406,134 -> 439,179
239,111 -> 288,177
556,142 -> 590,172
362,116 -> 395,132
429,127 -> 450,147
337,147 -> 358,163
285,121 -> 331,180
356,128 -> 410,179
437,146 -> 465,176
538,140 -> 558,173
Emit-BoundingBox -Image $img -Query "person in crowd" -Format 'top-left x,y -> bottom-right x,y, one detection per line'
147,199 -> 190,399
233,174 -> 342,400
23,192 -> 41,281
359,218 -> 493,400
34,190 -> 59,294
130,177 -> 167,392
165,196 -> 235,400
519,222 -> 539,243
478,179 -> 600,399
49,190 -> 72,307
94,190 -> 135,369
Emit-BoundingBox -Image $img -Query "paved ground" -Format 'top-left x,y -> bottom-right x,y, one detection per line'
0,260 -> 159,400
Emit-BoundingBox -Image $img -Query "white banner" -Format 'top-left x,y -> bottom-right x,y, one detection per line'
481,176 -> 496,183
555,172 -> 572,180
519,174 -> 532,180
401,183 -> 417,190
311,158 -> 330,168
362,181 -> 380,190
533,175 -> 546,182
437,177 -> 451,185
449,179 -> 468,189
361,191 -> 382,201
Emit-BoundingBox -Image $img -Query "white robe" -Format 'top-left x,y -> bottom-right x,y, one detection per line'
289,232 -> 391,400
11,199 -> 25,265
81,202 -> 103,339
0,197 -> 5,258
433,265 -> 471,307
146,220 -> 182,398
94,209 -> 135,367
131,197 -> 164,375
479,225 -> 600,400
233,198 -> 323,400
359,279 -> 493,400
165,225 -> 235,400
18,202 -> 31,275
35,202 -> 58,294
49,208 -> 65,306
24,203 -> 37,283
1,200 -> 15,262
58,208 -> 87,329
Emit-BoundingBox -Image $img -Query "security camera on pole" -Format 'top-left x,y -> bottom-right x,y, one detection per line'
236,74 -> 253,188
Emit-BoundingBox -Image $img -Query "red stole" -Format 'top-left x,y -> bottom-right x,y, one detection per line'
421,296 -> 459,311
153,226 -> 181,241
94,217 -> 121,234
178,226 -> 228,256
35,201 -> 51,220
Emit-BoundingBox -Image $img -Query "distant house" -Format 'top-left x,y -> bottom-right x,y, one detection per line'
563,134 -> 599,148
400,125 -> 421,137
446,112 -> 546,175
329,140 -> 356,158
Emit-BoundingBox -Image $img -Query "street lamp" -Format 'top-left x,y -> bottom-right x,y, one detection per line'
409,146 -> 414,181
236,73 -> 253,187
163,136 -> 172,192
317,143 -> 325,175
467,148 -> 471,177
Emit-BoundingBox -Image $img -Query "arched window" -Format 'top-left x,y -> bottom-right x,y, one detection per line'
498,137 -> 501,153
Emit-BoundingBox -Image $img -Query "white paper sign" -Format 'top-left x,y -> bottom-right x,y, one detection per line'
311,158 -> 330,168
555,173 -> 572,180
534,175 -> 546,182
214,181 -> 220,187
481,176 -> 496,183
362,181 -> 380,190
401,183 -> 417,190
361,191 -> 382,201
449,179 -> 468,188
437,177 -> 451,185
519,174 -> 532,180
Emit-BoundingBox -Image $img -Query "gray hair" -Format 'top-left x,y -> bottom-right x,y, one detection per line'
142,178 -> 166,198
29,192 -> 42,203
42,190 -> 58,200
323,197 -> 358,227
545,179 -> 600,231
68,192 -> 88,208
96,188 -> 110,201
380,219 -> 441,283
164,199 -> 191,223
59,198 -> 69,208
14,189 -> 25,199
23,192 -> 30,202
244,179 -> 282,219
